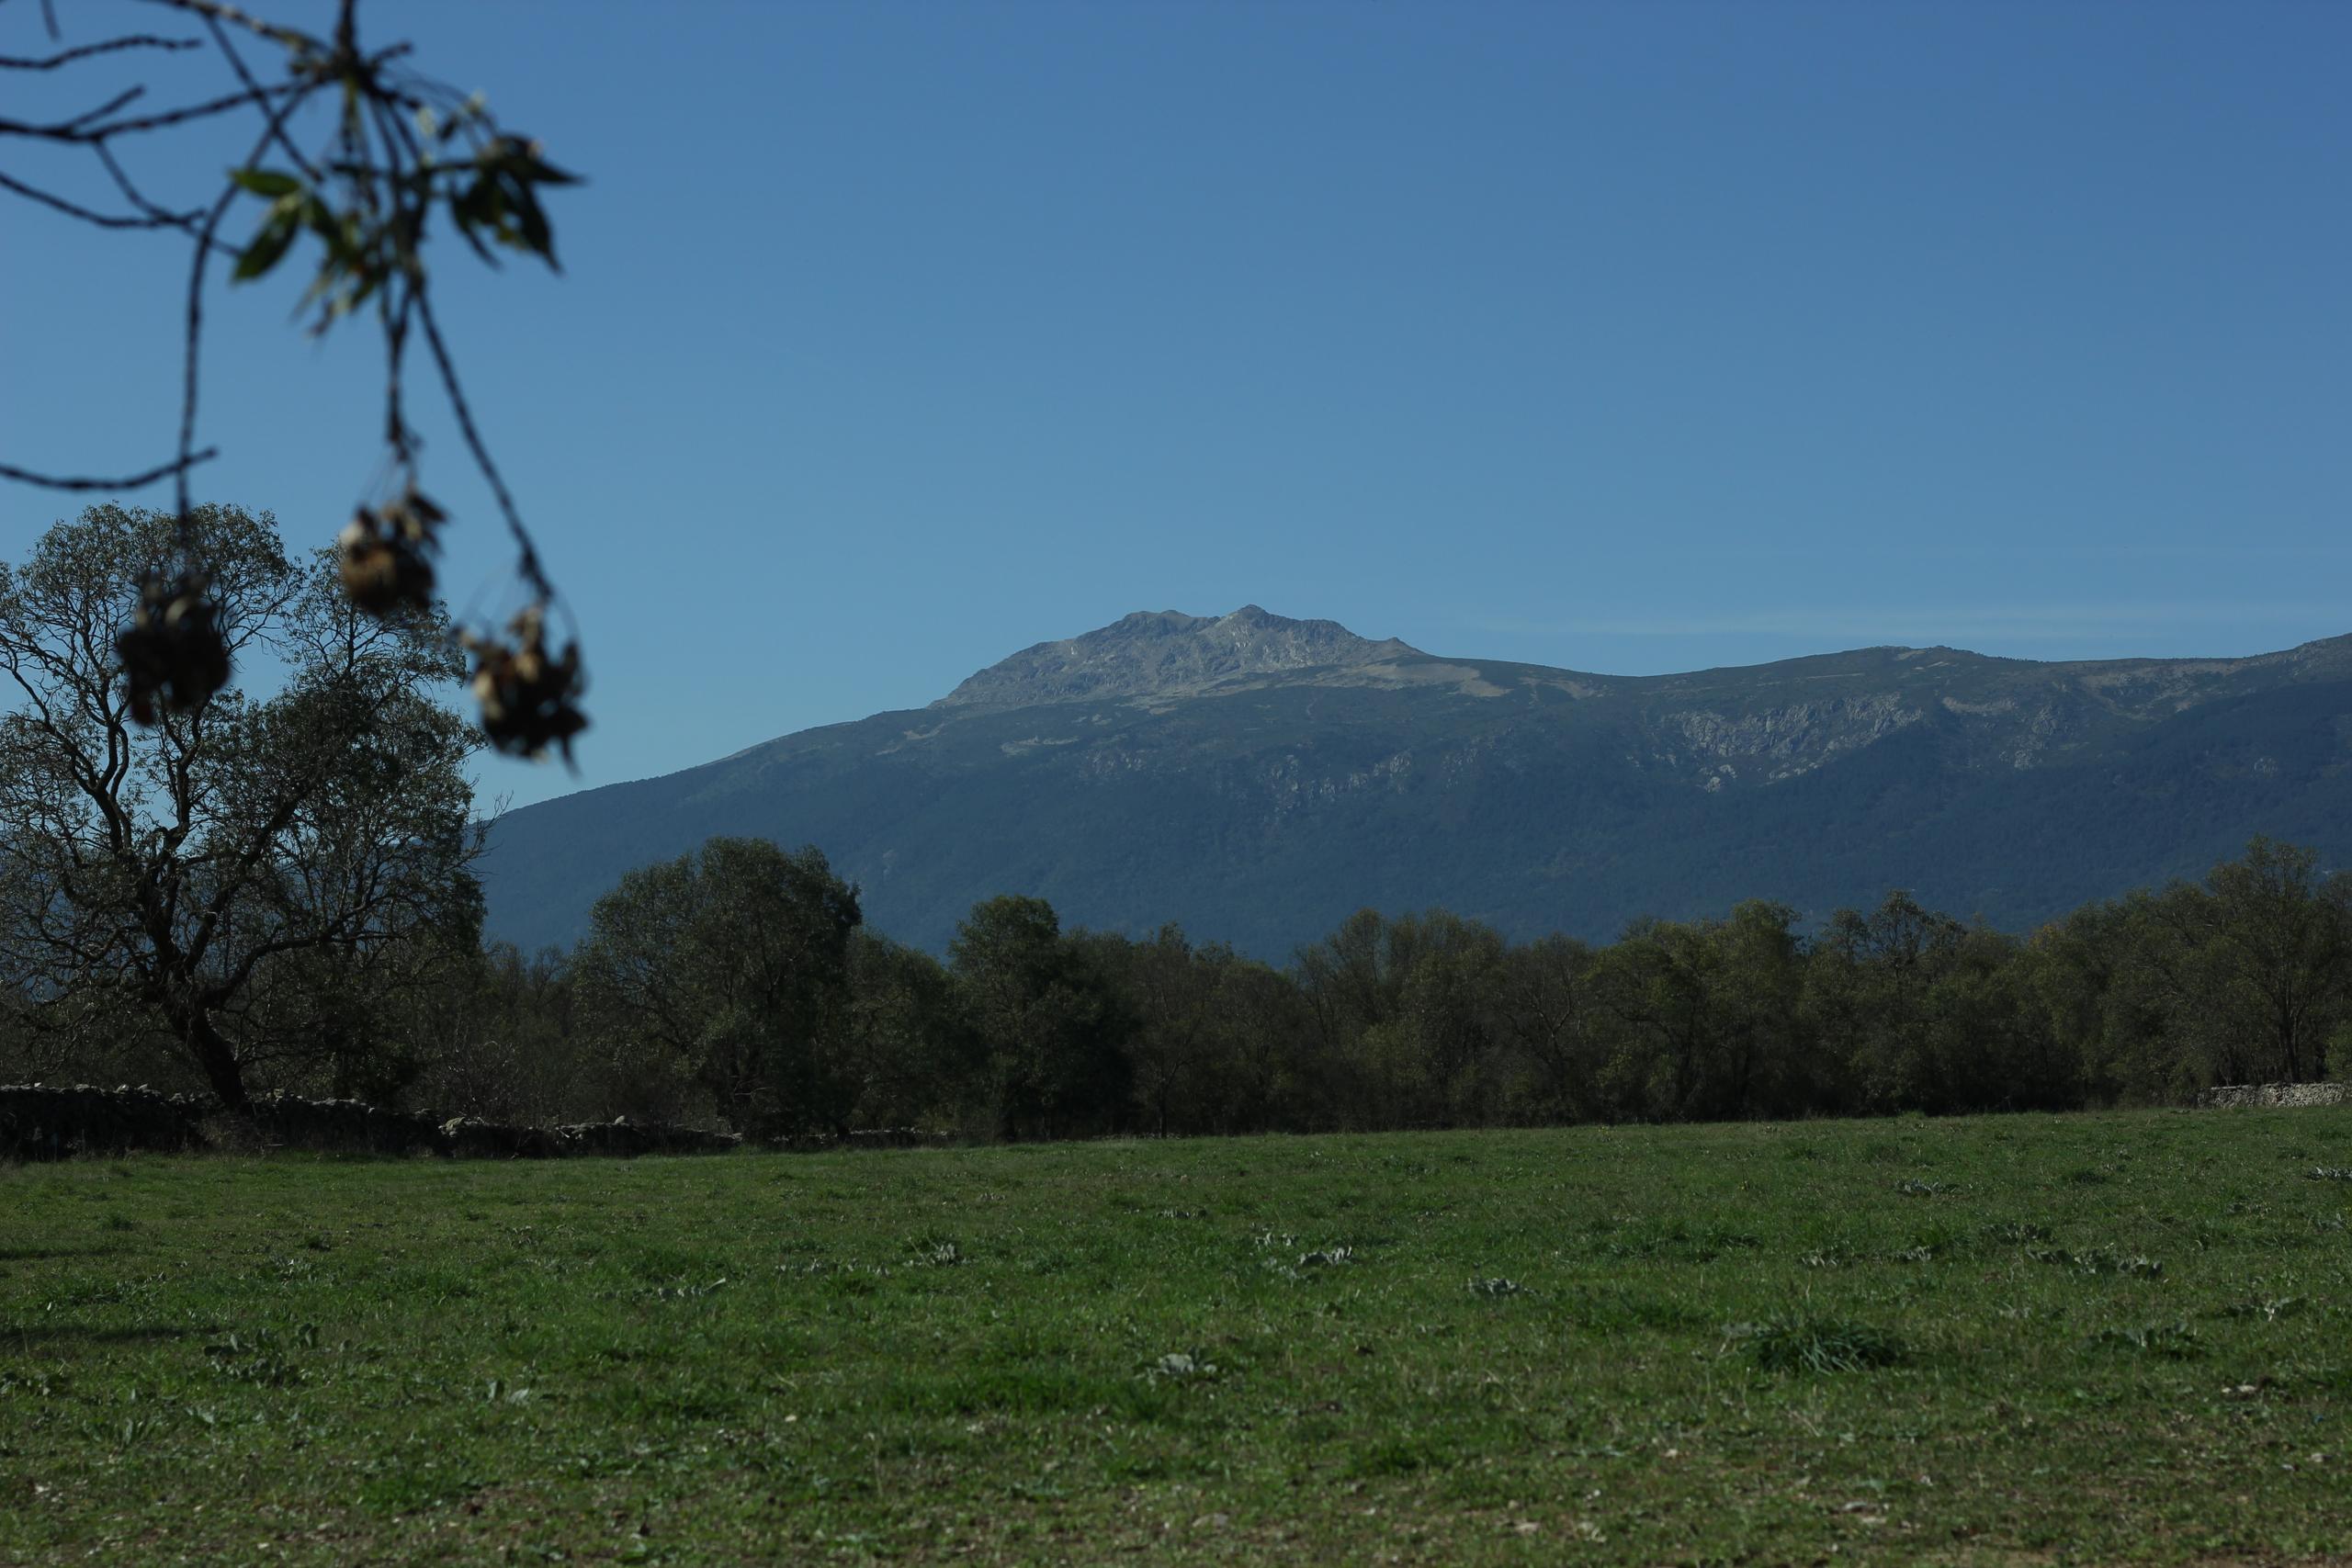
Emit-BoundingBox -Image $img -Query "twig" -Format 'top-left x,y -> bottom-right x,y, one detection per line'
0,166 -> 182,229
92,141 -> 226,247
363,92 -> 420,457
201,12 -> 321,182
0,82 -> 297,143
60,85 -> 146,132
0,35 -> 200,70
76,81 -> 300,139
413,288 -> 553,603
130,0 -> 318,53
175,81 -> 317,532
0,450 -> 219,491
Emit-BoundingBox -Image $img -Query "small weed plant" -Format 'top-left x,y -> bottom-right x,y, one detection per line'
1726,1314 -> 1905,1374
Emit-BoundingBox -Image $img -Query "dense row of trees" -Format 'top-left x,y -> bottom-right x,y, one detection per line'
6,508 -> 2351,1141
458,834 -> 2352,1134
26,829 -> 2343,1143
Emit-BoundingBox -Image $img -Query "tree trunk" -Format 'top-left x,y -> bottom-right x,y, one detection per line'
177,1006 -> 252,1113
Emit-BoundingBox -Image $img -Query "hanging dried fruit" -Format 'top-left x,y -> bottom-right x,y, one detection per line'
115,573 -> 232,725
337,487 -> 446,616
460,604 -> 587,762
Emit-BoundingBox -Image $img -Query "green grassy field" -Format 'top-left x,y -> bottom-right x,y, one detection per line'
6,1109 -> 2352,1565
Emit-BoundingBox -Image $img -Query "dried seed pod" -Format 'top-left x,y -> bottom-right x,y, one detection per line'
460,604 -> 588,761
336,488 -> 444,617
380,487 -> 447,536
115,573 -> 232,725
338,510 -> 434,615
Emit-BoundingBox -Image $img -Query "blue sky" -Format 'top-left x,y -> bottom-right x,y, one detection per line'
5,1 -> 2346,809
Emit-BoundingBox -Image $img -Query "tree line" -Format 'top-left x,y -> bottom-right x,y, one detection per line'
519,832 -> 2345,1138
17,826 -> 2349,1141
6,508 -> 2350,1140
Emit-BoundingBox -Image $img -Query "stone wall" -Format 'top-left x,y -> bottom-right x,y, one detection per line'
251,1091 -> 445,1156
0,1083 -> 741,1162
2199,1081 -> 2352,1110
558,1120 -> 741,1157
0,1084 -> 209,1160
768,1128 -> 954,1154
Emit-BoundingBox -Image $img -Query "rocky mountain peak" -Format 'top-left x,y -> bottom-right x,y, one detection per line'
934,605 -> 1420,709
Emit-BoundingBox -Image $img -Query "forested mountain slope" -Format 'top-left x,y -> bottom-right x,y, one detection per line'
478,605 -> 2352,955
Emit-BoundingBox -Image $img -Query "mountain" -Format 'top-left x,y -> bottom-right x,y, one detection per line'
935,605 -> 1418,708
476,606 -> 2352,958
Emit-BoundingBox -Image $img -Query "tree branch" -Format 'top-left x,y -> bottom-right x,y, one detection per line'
132,0 -> 322,55
93,142 -> 221,243
175,79 -> 316,530
0,164 -> 187,228
412,288 -> 555,603
0,81 -> 300,143
0,449 -> 218,491
0,34 -> 200,70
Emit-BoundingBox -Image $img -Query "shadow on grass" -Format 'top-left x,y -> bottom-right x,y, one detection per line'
0,1245 -> 125,1263
5,1323 -> 217,1348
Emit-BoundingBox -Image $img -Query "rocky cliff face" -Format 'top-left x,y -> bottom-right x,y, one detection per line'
479,608 -> 2352,957
935,604 -> 1419,709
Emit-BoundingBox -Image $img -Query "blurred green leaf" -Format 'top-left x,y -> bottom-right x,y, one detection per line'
232,210 -> 300,282
509,181 -> 555,266
229,168 -> 302,199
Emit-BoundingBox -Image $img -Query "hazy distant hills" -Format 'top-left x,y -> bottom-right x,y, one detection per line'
477,605 -> 2352,957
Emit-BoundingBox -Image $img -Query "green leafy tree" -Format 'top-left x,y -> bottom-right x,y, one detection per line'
841,931 -> 979,1133
1293,908 -> 1511,1129
1077,925 -> 1213,1138
1489,932 -> 1608,1122
0,503 -> 481,1111
2186,838 -> 2351,1083
1080,925 -> 1303,1137
1913,924 -> 2075,1112
1805,891 -> 1968,1111
1195,952 -> 1316,1134
420,941 -> 583,1124
2087,840 -> 2352,1092
1599,901 -> 1810,1121
1293,908 -> 1411,1127
571,838 -> 863,1135
949,896 -> 1132,1141
1379,911 -> 1510,1128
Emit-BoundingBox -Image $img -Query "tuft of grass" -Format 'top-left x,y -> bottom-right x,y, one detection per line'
2083,1323 -> 2202,1359
1725,1314 -> 1905,1374
1348,1437 -> 1440,1478
2027,1245 -> 2163,1279
2215,1295 -> 2305,1322
905,1238 -> 965,1268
